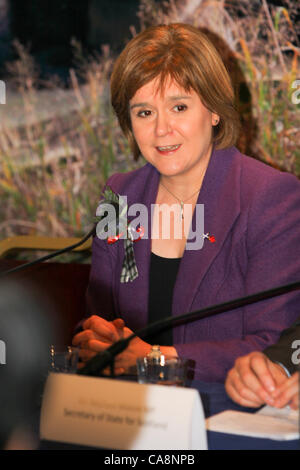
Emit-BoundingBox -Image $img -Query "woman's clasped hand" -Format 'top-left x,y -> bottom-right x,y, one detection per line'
73,315 -> 178,375
73,316 -> 156,374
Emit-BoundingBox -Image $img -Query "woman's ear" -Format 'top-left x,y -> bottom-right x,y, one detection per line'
212,113 -> 220,126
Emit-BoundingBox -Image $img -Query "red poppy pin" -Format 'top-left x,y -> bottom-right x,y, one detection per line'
203,233 -> 216,243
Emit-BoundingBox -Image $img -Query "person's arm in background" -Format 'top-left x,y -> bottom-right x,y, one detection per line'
225,317 -> 300,410
263,317 -> 300,375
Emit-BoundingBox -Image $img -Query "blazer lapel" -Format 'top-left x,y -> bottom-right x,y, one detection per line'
117,164 -> 160,330
172,146 -> 241,343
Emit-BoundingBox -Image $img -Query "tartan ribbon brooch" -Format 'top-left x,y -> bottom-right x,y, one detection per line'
94,186 -> 143,283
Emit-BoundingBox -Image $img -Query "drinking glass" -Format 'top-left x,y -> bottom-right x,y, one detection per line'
136,356 -> 189,386
49,345 -> 79,373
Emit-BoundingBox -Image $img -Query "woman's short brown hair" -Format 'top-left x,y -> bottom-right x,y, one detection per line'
111,23 -> 240,160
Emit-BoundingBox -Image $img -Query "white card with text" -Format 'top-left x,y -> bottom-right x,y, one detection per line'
40,373 -> 207,450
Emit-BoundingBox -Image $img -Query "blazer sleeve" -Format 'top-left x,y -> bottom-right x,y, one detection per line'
263,316 -> 300,374
74,177 -> 120,334
85,234 -> 117,321
174,171 -> 300,382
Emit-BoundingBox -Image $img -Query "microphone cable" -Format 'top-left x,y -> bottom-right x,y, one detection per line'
78,277 -> 300,376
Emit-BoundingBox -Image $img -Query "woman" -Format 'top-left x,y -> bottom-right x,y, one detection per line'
73,24 -> 300,382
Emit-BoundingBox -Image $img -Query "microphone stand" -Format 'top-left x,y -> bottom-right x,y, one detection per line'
78,278 -> 300,377
0,226 -> 96,278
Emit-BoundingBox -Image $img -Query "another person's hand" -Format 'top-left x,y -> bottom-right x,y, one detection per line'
225,351 -> 289,408
272,372 -> 299,410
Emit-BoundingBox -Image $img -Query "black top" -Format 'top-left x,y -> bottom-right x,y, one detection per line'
147,252 -> 181,346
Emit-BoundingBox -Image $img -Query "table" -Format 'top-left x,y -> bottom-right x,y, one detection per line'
194,381 -> 299,450
38,379 -> 299,450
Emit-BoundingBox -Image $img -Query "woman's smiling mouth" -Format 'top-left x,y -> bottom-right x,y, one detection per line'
156,144 -> 181,154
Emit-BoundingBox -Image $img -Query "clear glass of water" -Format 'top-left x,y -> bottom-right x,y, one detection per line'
49,345 -> 79,374
136,356 -> 189,386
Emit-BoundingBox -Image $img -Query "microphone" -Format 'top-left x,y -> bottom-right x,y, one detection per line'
0,225 -> 96,278
78,278 -> 300,377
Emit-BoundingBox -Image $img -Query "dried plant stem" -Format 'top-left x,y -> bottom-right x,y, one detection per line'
262,0 -> 287,74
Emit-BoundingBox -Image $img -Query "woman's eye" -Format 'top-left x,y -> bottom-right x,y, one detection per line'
174,104 -> 187,112
137,110 -> 152,118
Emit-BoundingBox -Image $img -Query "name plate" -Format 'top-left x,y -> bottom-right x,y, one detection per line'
40,373 -> 207,450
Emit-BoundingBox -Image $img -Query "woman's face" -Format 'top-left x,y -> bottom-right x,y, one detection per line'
129,77 -> 219,179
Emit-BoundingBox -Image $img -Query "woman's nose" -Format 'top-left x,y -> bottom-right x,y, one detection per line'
155,112 -> 172,136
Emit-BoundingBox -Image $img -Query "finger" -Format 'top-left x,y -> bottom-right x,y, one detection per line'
227,368 -> 265,406
112,318 -> 125,330
73,328 -> 114,346
269,363 -> 290,389
72,329 -> 97,346
87,339 -> 113,353
72,331 -> 84,346
273,374 -> 299,408
290,394 -> 299,410
247,354 -> 277,394
225,368 -> 264,406
273,372 -> 299,397
102,366 -> 125,376
233,357 -> 273,403
225,377 -> 264,408
78,348 -> 97,362
83,316 -> 119,342
112,318 -> 125,338
273,383 -> 298,408
83,315 -> 112,334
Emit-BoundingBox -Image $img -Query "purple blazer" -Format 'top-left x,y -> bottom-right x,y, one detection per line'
86,146 -> 300,382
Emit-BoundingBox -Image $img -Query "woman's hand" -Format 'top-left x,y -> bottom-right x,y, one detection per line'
72,315 -> 178,375
86,328 -> 178,374
83,324 -> 152,373
72,315 -> 125,372
73,315 -> 125,346
72,315 -> 152,374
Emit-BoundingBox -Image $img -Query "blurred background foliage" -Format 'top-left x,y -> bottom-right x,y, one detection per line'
0,0 -> 299,246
